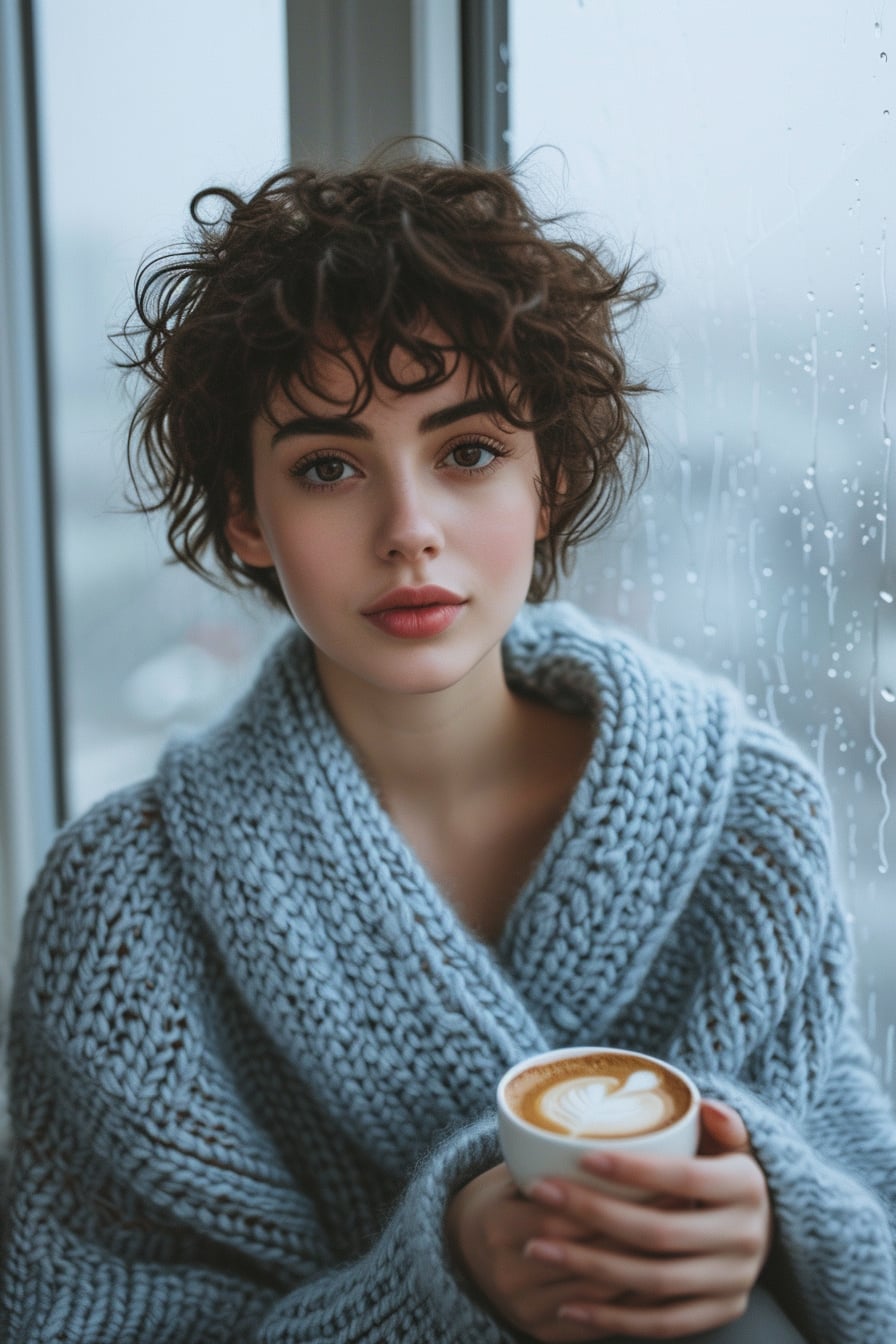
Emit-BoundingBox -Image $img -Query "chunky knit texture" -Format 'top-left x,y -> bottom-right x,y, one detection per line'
2,601 -> 895,1343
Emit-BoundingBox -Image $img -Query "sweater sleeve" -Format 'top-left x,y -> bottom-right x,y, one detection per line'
3,1098 -> 509,1344
0,791 -> 515,1344
669,720 -> 896,1344
696,1017 -> 896,1344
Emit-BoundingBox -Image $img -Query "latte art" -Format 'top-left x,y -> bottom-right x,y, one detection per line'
504,1051 -> 693,1139
538,1069 -> 676,1138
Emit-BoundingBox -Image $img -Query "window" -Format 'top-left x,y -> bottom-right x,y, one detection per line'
35,0 -> 291,817
510,0 -> 895,1092
4,0 -> 891,1103
1,0 -> 460,1079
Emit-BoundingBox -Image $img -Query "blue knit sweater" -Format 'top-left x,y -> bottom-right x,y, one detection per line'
2,602 -> 895,1342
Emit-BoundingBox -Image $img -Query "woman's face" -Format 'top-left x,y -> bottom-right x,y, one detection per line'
227,333 -> 549,704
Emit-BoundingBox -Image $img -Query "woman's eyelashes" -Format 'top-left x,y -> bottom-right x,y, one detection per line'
288,436 -> 510,491
441,435 -> 509,475
289,454 -> 359,489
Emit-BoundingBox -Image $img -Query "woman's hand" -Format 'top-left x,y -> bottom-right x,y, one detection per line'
445,1162 -> 629,1343
522,1098 -> 774,1339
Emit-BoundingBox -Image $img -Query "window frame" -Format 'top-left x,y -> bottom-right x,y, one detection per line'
285,0 -> 467,163
0,0 -> 65,955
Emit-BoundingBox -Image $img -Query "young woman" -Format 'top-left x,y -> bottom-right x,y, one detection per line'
2,152 -> 894,1344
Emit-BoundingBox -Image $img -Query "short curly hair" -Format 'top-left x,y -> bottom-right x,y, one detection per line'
117,145 -> 659,609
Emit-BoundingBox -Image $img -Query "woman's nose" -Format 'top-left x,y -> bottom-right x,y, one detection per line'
373,476 -> 444,562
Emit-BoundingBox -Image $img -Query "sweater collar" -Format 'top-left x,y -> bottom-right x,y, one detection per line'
155,602 -> 737,1173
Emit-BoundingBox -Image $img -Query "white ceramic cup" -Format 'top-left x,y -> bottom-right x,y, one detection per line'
497,1046 -> 701,1201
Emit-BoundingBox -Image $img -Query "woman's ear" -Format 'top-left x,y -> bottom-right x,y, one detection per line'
224,482 -> 274,569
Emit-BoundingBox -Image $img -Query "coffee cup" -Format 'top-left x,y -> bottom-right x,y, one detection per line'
497,1046 -> 700,1201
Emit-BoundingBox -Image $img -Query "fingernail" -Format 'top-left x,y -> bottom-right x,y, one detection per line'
527,1179 -> 565,1205
558,1306 -> 593,1323
524,1239 -> 565,1262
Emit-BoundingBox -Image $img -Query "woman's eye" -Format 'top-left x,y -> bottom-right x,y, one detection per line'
293,456 -> 357,486
444,439 -> 503,471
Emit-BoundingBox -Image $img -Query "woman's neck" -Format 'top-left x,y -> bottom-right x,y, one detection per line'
313,643 -> 527,813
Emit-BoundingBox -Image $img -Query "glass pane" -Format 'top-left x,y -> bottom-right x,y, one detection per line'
35,0 -> 290,815
510,0 -> 895,1093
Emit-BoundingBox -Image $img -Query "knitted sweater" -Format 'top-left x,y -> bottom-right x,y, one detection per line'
2,602 -> 895,1343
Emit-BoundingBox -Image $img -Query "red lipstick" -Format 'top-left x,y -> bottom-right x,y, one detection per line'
362,586 -> 467,639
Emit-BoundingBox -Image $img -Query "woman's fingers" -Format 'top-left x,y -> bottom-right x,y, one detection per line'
699,1098 -> 752,1155
531,1145 -> 773,1220
525,1237 -> 759,1299
516,1106 -> 772,1339
510,1198 -> 610,1247
527,1156 -> 769,1257
557,1289 -> 750,1338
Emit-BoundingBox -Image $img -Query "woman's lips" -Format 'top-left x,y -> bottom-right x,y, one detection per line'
362,587 -> 467,639
365,604 -> 464,638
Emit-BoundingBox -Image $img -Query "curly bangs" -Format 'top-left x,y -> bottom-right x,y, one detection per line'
116,147 -> 660,608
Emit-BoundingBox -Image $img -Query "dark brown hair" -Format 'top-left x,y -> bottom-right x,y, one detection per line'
117,144 -> 660,608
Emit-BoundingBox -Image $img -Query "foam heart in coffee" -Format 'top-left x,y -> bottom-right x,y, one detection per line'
505,1051 -> 692,1138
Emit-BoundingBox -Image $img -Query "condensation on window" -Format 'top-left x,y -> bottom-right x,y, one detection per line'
509,0 -> 894,1091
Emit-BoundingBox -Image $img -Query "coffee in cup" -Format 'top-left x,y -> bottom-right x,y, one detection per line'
497,1046 -> 700,1200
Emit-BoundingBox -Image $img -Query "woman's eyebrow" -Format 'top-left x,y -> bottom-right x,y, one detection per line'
269,398 -> 503,447
418,398 -> 503,432
271,415 -> 371,445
